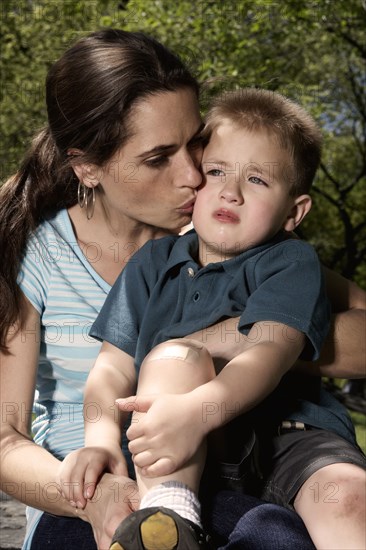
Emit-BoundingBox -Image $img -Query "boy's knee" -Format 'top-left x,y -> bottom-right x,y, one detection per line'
137,339 -> 215,392
145,339 -> 211,366
317,462 -> 366,489
297,463 -> 366,519
328,464 -> 366,517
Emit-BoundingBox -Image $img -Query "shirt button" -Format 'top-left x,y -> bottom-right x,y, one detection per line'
187,267 -> 195,277
193,291 -> 200,302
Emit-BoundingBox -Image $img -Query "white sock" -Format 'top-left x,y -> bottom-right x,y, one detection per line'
139,481 -> 201,527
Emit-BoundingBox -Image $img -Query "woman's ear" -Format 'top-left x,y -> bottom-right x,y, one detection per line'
283,194 -> 312,232
67,149 -> 100,188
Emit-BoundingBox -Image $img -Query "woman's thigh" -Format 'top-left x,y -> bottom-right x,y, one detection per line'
30,513 -> 97,550
31,494 -> 315,550
203,490 -> 315,549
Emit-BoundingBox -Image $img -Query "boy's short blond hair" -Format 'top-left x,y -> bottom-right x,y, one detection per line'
204,89 -> 322,196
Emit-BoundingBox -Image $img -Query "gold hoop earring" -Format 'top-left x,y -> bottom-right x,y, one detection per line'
78,182 -> 96,219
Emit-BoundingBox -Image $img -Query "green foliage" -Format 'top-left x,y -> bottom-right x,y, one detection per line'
350,410 -> 366,454
1,0 -> 365,285
122,0 -> 366,284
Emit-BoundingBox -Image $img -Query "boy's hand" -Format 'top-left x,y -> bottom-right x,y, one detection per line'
117,393 -> 205,477
57,446 -> 127,508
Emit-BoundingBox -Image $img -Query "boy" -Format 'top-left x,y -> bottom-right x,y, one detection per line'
59,89 -> 366,550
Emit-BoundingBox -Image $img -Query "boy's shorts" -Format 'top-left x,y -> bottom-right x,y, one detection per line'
214,424 -> 366,510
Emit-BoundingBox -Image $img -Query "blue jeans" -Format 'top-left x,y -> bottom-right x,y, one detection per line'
206,491 -> 315,549
30,490 -> 315,549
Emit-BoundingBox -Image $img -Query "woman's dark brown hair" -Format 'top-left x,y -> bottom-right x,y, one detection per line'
0,28 -> 199,350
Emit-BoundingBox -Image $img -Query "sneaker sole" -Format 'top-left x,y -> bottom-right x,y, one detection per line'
140,511 -> 178,549
110,511 -> 178,550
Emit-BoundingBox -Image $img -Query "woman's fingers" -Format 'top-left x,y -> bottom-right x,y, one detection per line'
58,459 -> 88,508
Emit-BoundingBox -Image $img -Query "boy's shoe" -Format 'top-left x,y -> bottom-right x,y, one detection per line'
109,506 -> 213,550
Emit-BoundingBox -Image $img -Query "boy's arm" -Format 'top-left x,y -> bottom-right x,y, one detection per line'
126,321 -> 306,476
191,321 -> 305,434
84,342 -> 136,450
188,271 -> 366,378
58,342 -> 136,507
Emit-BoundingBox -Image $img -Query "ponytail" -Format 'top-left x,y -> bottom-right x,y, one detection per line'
0,127 -> 78,350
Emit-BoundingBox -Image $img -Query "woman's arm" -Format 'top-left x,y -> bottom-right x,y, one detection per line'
189,269 -> 366,378
295,269 -> 366,378
0,295 -> 77,515
0,296 -> 138,548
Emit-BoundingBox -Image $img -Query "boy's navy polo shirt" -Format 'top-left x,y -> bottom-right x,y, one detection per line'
91,231 -> 356,444
92,230 -> 329,365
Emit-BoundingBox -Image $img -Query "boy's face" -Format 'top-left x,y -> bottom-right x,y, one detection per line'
192,120 -> 298,265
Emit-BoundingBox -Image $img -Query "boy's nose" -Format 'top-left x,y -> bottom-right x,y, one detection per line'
220,182 -> 244,204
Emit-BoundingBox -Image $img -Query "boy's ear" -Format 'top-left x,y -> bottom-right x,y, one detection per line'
67,148 -> 100,188
283,194 -> 312,232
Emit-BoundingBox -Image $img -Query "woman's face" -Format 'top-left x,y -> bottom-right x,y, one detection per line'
96,88 -> 203,232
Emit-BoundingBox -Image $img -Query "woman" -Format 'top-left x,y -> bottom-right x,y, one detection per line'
0,29 -> 364,550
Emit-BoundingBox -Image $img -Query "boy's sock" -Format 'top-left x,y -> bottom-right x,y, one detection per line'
139,481 -> 201,527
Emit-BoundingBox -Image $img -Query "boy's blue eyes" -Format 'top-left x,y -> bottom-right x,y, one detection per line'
248,175 -> 266,186
206,170 -> 267,186
207,169 -> 224,177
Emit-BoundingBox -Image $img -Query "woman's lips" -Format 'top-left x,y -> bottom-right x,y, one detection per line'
213,208 -> 240,223
178,199 -> 196,214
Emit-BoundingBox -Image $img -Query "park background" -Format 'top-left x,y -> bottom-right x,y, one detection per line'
1,0 -> 365,450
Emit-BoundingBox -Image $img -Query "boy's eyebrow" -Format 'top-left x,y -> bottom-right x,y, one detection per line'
202,159 -> 227,165
202,160 -> 267,175
246,162 -> 264,172
137,123 -> 205,159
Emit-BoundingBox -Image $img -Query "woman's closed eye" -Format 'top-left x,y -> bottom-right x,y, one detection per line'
144,155 -> 170,168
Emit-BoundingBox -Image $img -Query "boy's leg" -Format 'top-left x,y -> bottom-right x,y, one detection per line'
132,338 -> 216,501
111,339 -> 216,550
294,462 -> 366,550
256,428 -> 366,550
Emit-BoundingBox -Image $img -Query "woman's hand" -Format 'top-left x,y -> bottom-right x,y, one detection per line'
57,446 -> 128,509
78,472 -> 139,549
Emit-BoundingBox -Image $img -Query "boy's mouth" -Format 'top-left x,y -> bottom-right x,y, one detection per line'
213,208 -> 240,223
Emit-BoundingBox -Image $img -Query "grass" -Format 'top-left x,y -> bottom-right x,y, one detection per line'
350,410 -> 366,453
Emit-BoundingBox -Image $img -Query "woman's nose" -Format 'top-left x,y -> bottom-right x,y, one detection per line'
176,152 -> 202,189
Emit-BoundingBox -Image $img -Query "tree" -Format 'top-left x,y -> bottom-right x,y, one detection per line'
1,0 -> 365,285
120,0 -> 366,284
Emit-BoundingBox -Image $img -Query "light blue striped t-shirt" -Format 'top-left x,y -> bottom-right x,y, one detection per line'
18,209 -> 111,548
